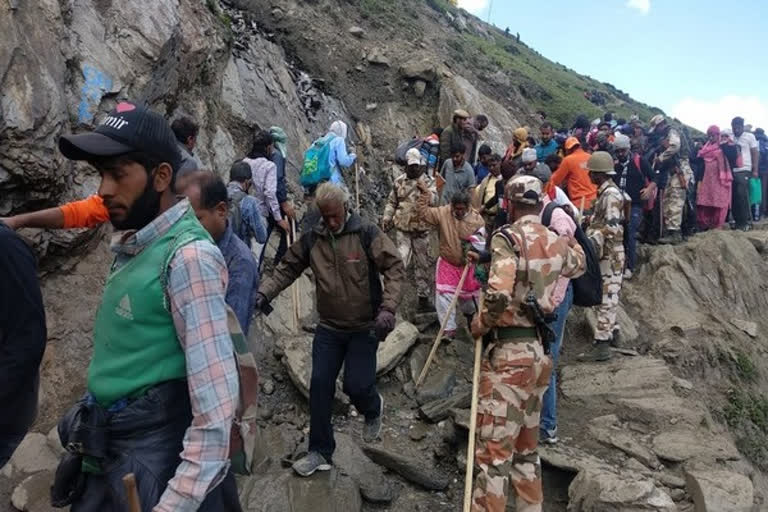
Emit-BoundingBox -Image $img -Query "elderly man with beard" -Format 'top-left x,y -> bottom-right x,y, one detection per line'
50,102 -> 241,511
256,182 -> 404,477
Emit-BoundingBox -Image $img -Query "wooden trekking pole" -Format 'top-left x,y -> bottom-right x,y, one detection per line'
416,263 -> 470,387
355,162 -> 361,210
290,219 -> 301,331
122,473 -> 141,512
463,311 -> 484,512
579,196 -> 586,215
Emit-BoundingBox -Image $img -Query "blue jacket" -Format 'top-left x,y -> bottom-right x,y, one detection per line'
218,223 -> 259,335
535,140 -> 558,162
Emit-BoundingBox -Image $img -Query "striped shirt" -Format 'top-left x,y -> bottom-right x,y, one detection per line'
110,200 -> 239,512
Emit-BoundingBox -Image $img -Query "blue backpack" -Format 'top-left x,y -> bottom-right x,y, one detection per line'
301,134 -> 336,187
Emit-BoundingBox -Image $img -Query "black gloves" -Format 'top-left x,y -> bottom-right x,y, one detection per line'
375,309 -> 396,341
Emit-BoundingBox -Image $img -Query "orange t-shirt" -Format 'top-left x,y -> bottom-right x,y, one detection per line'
59,195 -> 109,229
547,148 -> 597,209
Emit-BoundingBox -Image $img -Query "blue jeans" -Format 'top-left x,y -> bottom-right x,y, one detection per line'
540,283 -> 573,439
624,204 -> 644,271
309,326 -> 381,461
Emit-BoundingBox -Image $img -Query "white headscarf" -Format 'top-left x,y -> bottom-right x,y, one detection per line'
328,120 -> 348,140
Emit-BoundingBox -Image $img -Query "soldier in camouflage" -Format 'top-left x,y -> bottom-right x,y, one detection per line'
382,148 -> 436,310
470,175 -> 586,512
642,115 -> 693,245
579,151 -> 625,362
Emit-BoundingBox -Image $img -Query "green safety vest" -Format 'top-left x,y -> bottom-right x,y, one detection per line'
88,209 -> 212,407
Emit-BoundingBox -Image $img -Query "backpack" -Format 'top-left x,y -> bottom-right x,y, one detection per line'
301,134 -> 336,187
542,202 -> 603,307
228,186 -> 247,240
395,137 -> 425,165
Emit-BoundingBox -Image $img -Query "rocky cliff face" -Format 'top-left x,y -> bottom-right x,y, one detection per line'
1,1 -> 765,511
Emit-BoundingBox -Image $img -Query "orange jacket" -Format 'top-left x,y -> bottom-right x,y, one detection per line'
547,148 -> 597,209
60,195 -> 109,229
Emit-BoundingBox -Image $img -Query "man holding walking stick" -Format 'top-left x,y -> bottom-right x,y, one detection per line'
469,176 -> 585,512
417,187 -> 484,341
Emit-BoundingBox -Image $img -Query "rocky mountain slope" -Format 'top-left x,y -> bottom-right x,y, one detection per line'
1,1 -> 765,511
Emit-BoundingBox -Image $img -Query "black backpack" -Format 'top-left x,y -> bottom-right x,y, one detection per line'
542,202 -> 603,307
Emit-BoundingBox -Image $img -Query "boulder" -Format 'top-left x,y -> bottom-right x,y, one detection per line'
568,468 -> 677,512
730,318 -> 758,338
362,446 -> 449,490
11,470 -> 60,512
589,426 -> 660,469
46,425 -> 65,457
333,433 -> 393,503
366,48 -> 390,66
398,58 -> 437,83
415,369 -> 456,405
684,469 -> 753,512
418,387 -> 472,422
242,469 -> 362,512
377,322 -> 419,375
409,344 -> 430,383
348,26 -> 365,38
651,430 -> 740,463
8,433 -> 59,474
561,357 -> 675,402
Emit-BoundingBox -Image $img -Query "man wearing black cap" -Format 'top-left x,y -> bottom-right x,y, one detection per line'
53,102 -> 241,511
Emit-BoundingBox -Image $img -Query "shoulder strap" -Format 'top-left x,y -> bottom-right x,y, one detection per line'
358,221 -> 378,265
542,202 -> 559,227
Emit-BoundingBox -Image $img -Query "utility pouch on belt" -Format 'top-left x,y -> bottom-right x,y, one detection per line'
50,452 -> 86,507
51,399 -> 109,507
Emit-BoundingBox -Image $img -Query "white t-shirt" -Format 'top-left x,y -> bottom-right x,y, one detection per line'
735,132 -> 758,172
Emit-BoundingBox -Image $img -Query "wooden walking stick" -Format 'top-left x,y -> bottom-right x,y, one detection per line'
463,319 -> 484,512
415,263 -> 471,388
290,219 -> 301,331
122,473 -> 142,512
355,162 -> 361,211
579,196 -> 586,216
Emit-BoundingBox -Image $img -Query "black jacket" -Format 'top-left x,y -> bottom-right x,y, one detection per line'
615,153 -> 653,205
0,223 -> 46,436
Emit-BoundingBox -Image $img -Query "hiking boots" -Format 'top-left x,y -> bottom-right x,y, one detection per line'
292,451 -> 332,477
577,341 -> 612,362
658,230 -> 683,245
417,296 -> 432,312
363,393 -> 384,443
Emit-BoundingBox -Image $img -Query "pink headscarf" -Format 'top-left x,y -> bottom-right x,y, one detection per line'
707,125 -> 720,138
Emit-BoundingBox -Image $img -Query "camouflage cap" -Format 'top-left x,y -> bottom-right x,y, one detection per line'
505,175 -> 543,205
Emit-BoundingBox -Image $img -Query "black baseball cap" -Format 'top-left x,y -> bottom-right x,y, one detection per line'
59,101 -> 182,172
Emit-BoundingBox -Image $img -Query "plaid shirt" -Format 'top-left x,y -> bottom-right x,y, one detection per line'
110,200 -> 239,512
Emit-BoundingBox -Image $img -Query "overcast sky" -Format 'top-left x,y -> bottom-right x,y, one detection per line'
458,0 -> 768,131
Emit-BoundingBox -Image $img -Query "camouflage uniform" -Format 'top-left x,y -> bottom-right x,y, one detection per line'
472,176 -> 586,512
382,173 -> 436,299
659,128 -> 693,232
587,179 -> 625,341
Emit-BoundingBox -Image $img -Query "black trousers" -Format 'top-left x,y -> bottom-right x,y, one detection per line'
59,381 -> 242,512
309,326 -> 381,461
732,171 -> 752,227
